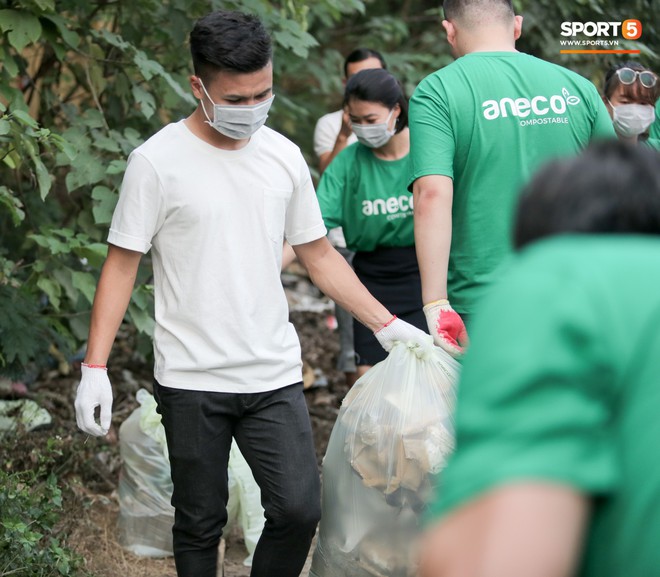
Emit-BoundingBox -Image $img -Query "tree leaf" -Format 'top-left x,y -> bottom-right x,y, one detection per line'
91,185 -> 117,225
34,0 -> 56,11
75,242 -> 108,269
65,153 -> 106,192
0,186 -> 25,226
128,303 -> 155,336
11,109 -> 39,129
131,84 -> 156,119
37,277 -> 61,311
106,159 -> 127,175
71,271 -> 97,305
0,9 -> 42,52
0,45 -> 19,77
42,14 -> 79,49
28,150 -> 52,200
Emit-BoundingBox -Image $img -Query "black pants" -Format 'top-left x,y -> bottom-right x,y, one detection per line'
352,245 -> 426,366
153,381 -> 321,577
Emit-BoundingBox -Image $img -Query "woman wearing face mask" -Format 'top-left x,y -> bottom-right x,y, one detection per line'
316,68 -> 426,380
603,62 -> 659,146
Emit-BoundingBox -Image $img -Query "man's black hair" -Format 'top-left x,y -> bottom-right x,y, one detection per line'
190,10 -> 272,81
514,141 -> 660,250
343,68 -> 409,133
343,48 -> 387,78
443,0 -> 514,22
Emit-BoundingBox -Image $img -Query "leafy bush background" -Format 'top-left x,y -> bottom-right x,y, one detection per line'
0,436 -> 90,576
0,0 -> 657,377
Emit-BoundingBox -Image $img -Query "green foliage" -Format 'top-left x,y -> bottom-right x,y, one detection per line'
0,0 -> 371,378
0,285 -> 59,378
0,439 -> 90,576
0,0 -> 655,378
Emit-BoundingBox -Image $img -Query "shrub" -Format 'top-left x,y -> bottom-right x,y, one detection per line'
0,438 -> 91,576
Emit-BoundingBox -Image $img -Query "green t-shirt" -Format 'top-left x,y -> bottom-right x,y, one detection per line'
643,137 -> 660,151
429,235 -> 660,577
408,52 -> 616,314
649,99 -> 660,141
317,142 -> 414,252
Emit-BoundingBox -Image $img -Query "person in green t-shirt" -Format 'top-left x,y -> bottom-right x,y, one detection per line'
317,68 -> 426,377
408,0 -> 616,359
650,99 -> 660,149
602,61 -> 658,147
418,140 -> 660,577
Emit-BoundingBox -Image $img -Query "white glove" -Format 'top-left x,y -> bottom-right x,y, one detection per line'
75,364 -> 113,436
374,316 -> 434,353
423,299 -> 468,358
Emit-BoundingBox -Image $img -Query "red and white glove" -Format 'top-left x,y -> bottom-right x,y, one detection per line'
423,299 -> 468,358
75,363 -> 113,436
374,316 -> 434,353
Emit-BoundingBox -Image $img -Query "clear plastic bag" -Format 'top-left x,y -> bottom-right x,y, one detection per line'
310,341 -> 459,577
227,443 -> 265,566
117,389 -> 175,558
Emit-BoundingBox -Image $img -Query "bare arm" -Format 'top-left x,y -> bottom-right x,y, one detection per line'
318,109 -> 353,175
281,240 -> 298,271
418,482 -> 589,577
293,237 -> 391,331
84,244 -> 142,365
413,174 -> 454,305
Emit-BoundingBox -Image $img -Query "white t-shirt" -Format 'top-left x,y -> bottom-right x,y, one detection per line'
313,109 -> 357,158
109,120 -> 327,393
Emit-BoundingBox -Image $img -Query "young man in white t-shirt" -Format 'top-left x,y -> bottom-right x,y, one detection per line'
73,10 -> 427,577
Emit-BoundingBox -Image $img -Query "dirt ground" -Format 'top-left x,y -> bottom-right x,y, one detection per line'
67,497 -> 316,577
2,272 -> 348,577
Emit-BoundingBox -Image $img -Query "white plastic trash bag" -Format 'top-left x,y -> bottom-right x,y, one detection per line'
118,389 -> 175,558
227,443 -> 266,566
0,399 -> 52,434
310,341 -> 459,577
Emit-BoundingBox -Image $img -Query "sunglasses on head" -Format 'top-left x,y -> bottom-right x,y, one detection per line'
615,67 -> 657,89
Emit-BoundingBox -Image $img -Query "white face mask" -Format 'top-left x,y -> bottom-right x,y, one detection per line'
199,79 -> 274,140
351,109 -> 396,148
608,101 -> 655,138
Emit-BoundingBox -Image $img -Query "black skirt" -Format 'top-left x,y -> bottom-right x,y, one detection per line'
352,245 -> 426,366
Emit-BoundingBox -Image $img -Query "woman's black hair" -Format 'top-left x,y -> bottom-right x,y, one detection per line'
190,10 -> 272,82
514,140 -> 660,250
343,68 -> 409,133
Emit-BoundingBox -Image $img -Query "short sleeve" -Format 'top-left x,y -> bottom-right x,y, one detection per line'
108,151 -> 166,253
407,76 -> 456,191
313,112 -> 340,158
283,154 -> 327,246
316,156 -> 346,231
429,249 -> 618,521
